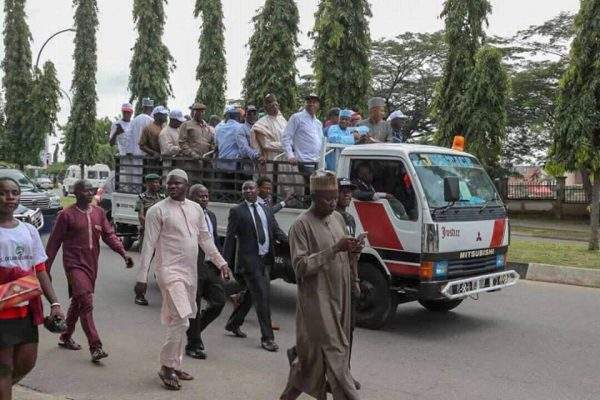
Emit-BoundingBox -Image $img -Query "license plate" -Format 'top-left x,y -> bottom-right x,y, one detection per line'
441,270 -> 520,299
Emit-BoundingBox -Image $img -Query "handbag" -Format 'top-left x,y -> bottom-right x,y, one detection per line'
0,274 -> 43,311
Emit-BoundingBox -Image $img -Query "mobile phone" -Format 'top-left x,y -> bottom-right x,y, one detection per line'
356,232 -> 368,242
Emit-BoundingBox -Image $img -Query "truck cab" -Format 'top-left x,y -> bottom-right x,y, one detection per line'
111,143 -> 518,329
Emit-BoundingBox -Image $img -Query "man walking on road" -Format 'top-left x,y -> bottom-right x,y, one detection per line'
46,180 -> 134,363
136,169 -> 229,391
279,171 -> 364,400
223,181 -> 286,352
185,184 -> 230,360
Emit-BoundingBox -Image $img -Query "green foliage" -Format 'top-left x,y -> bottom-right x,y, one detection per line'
552,3 -> 600,173
27,62 -> 61,166
64,0 -> 99,167
1,0 -> 33,166
461,46 -> 510,177
92,116 -> 115,167
432,0 -> 491,145
243,0 -> 300,116
129,0 -> 175,113
46,161 -> 67,178
498,12 -> 574,166
371,31 -> 446,141
194,0 -> 226,117
552,0 -> 600,250
312,0 -> 372,115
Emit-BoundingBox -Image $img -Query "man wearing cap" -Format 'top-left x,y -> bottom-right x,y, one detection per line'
326,109 -> 370,170
139,106 -> 168,157
215,107 -> 242,176
136,169 -> 230,391
358,97 -> 392,142
134,173 -> 166,306
387,110 -> 409,143
179,102 -> 215,159
279,171 -> 364,400
109,103 -> 133,155
236,105 -> 262,163
160,109 -> 186,156
282,94 -> 323,172
128,98 -> 154,155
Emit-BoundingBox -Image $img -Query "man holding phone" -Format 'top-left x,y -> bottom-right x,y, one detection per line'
109,103 -> 134,155
280,171 -> 364,400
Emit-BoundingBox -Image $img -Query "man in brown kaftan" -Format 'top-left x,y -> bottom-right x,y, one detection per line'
280,171 -> 363,400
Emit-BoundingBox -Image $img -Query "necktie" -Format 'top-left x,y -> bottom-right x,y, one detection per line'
251,203 -> 266,245
205,213 -> 212,237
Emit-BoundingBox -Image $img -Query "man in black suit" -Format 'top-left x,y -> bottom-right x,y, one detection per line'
224,180 -> 286,352
186,184 -> 232,360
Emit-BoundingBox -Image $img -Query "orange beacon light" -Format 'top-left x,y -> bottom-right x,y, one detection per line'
452,134 -> 465,151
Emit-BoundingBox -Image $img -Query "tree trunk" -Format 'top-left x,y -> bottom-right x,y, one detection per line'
581,169 -> 592,205
589,171 -> 600,251
80,163 -> 85,180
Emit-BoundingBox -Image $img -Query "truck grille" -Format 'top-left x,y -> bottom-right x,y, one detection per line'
447,255 -> 498,278
20,197 -> 49,209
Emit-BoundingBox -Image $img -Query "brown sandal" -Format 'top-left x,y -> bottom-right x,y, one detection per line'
174,370 -> 194,381
158,369 -> 180,391
58,338 -> 82,351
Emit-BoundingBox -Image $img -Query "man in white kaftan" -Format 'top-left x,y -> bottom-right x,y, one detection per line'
136,169 -> 229,390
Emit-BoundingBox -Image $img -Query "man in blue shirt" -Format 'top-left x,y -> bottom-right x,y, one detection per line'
325,109 -> 369,170
282,94 -> 323,184
236,105 -> 263,165
215,108 -> 242,190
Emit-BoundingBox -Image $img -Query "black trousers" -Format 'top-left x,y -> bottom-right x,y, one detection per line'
227,258 -> 274,341
186,262 -> 227,349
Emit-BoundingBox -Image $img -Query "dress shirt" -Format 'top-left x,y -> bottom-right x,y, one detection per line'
257,195 -> 285,211
127,113 -> 154,155
236,122 -> 260,159
245,200 -> 269,256
215,119 -> 241,171
109,119 -> 131,156
282,109 -> 323,162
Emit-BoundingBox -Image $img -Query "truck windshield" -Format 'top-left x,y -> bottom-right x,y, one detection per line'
409,153 -> 500,208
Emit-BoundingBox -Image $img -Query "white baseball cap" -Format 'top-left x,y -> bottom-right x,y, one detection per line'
169,108 -> 186,122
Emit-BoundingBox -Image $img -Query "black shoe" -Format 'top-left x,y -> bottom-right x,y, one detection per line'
225,324 -> 247,338
261,340 -> 279,352
353,378 -> 361,390
91,347 -> 108,363
135,295 -> 148,306
185,347 -> 207,360
197,338 -> 205,351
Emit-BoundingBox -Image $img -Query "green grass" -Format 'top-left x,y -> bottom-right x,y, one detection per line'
509,239 -> 600,269
512,226 -> 589,242
60,195 -> 75,208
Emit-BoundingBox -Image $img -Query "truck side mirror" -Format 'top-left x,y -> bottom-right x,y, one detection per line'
444,177 -> 460,203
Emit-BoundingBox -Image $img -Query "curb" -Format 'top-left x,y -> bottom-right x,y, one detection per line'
14,386 -> 72,400
508,262 -> 600,288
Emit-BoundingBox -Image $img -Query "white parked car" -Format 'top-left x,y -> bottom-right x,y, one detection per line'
62,164 -> 111,196
35,177 -> 53,190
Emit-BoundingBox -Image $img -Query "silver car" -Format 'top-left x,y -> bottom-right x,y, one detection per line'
14,204 -> 44,230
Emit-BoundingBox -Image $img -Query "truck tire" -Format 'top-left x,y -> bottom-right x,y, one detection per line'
122,236 -> 135,251
356,262 -> 394,330
418,299 -> 463,312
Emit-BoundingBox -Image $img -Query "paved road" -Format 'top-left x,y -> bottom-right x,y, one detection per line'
22,238 -> 600,400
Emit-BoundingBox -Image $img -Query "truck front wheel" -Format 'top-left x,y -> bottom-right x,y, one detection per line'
356,262 -> 395,330
418,299 -> 463,312
122,236 -> 135,251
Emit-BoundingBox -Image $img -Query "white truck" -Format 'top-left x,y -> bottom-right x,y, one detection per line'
112,143 -> 519,329
62,164 -> 111,196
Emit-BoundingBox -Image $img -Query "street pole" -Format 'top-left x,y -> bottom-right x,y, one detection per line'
35,28 -> 75,70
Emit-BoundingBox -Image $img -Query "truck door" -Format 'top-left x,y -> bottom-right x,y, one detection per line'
349,158 -> 422,278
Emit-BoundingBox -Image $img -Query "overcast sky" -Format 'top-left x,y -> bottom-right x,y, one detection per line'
0,0 -> 580,127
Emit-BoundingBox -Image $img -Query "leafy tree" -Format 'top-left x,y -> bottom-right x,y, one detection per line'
461,46 -> 510,178
371,31 -> 446,141
93,117 -> 116,168
129,0 -> 175,113
312,0 -> 372,114
1,0 -> 33,167
432,0 -> 491,146
243,0 -> 300,116
498,12 -> 575,167
551,0 -> 600,251
194,0 -> 226,117
27,62 -> 61,166
64,0 -> 99,170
